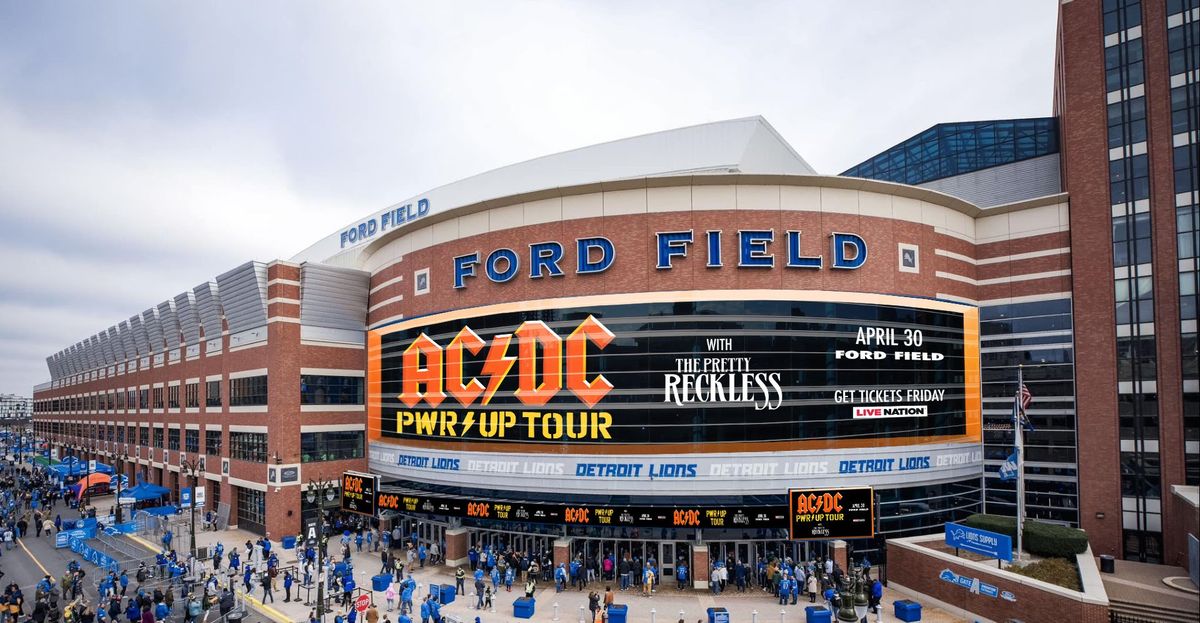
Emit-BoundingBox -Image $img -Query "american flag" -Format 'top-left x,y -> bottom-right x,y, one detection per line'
1017,383 -> 1034,432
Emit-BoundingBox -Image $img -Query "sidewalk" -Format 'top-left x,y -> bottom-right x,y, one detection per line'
91,500 -> 967,623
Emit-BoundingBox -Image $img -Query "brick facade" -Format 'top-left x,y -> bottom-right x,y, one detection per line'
888,538 -> 1109,623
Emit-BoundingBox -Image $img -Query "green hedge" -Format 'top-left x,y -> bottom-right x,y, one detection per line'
960,514 -> 1089,558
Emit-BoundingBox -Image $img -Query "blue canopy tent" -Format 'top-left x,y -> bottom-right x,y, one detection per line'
117,482 -> 170,503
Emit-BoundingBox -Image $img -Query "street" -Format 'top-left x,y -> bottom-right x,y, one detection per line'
0,503 -> 270,622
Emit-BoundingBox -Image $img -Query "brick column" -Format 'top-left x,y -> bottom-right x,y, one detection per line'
553,537 -> 573,569
691,543 -> 709,590
830,540 -> 848,573
445,527 -> 470,568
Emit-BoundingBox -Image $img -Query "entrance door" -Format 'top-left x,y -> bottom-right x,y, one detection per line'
659,542 -> 674,578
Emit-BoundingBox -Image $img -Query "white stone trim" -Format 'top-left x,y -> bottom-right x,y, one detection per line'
369,274 -> 404,294
227,477 -> 267,492
299,368 -> 365,377
299,423 -> 366,432
300,405 -> 365,413
228,368 -> 268,380
228,406 -> 268,413
228,425 -> 268,433
368,294 -> 404,313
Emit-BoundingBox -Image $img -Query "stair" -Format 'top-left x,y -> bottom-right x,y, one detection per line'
1109,597 -> 1200,623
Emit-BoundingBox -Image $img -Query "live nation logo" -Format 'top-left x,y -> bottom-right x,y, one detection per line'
852,405 -> 928,419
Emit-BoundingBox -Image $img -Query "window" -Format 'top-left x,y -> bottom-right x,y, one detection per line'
153,427 -> 163,448
229,431 -> 267,462
139,426 -> 149,446
300,375 -> 364,406
229,375 -> 268,407
1115,275 -> 1154,324
116,391 -> 125,411
185,429 -> 200,454
300,430 -> 365,462
235,486 -> 266,535
205,430 -> 222,455
138,389 -> 148,410
168,385 -> 180,409
168,428 -> 180,451
152,387 -> 163,410
1117,336 -> 1157,381
185,383 -> 199,409
116,426 -> 125,444
205,380 -> 221,408
1113,212 -> 1153,266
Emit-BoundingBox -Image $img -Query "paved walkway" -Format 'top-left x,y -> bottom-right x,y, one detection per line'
91,500 -> 967,623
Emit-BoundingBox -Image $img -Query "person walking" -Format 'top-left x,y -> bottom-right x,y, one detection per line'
386,582 -> 398,612
261,570 -> 275,603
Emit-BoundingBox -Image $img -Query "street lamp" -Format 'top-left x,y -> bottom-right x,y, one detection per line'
306,478 -> 338,623
113,451 -> 130,524
83,442 -> 96,510
181,456 -> 205,559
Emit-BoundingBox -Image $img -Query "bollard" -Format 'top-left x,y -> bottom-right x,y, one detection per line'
651,608 -> 657,623
779,609 -> 785,623
580,605 -> 587,623
554,602 -> 560,621
679,610 -> 685,622
752,610 -> 758,623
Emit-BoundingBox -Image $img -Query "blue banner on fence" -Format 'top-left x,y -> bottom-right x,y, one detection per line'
945,522 -> 1013,562
69,533 -> 121,574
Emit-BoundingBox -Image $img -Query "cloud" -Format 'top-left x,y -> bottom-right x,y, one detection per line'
0,1 -> 1058,394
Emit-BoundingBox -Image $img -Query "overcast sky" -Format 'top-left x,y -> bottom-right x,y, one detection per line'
0,1 -> 1058,395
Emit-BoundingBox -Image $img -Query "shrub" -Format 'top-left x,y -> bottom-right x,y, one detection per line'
1010,557 -> 1082,591
960,514 -> 1089,558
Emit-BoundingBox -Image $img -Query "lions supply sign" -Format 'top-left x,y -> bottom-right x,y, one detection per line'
341,471 -> 380,517
369,290 -> 981,450
788,487 -> 874,540
945,522 -> 1013,562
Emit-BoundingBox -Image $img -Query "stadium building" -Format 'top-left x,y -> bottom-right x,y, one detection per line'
30,0 -> 1198,578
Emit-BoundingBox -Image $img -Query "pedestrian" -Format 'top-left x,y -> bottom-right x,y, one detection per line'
386,582 -> 398,612
806,572 -> 818,603
283,570 -> 294,602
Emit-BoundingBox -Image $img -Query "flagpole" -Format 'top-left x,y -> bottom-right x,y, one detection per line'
1015,365 -> 1025,563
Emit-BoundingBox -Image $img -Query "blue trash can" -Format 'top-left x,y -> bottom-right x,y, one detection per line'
439,584 -> 456,604
282,535 -> 297,550
893,599 -> 922,622
707,607 -> 730,623
608,604 -> 628,623
804,606 -> 831,623
514,597 -> 536,619
429,585 -> 441,603
372,575 -> 392,592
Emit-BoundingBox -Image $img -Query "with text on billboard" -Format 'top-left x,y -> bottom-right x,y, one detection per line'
341,471 -> 380,517
788,487 -> 874,540
369,290 -> 981,451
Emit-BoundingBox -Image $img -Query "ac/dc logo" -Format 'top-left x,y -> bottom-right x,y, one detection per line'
399,316 -> 615,408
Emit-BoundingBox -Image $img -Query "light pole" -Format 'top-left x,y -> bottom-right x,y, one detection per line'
181,457 -> 205,559
306,478 -> 338,623
83,442 -> 95,510
113,451 -> 129,524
